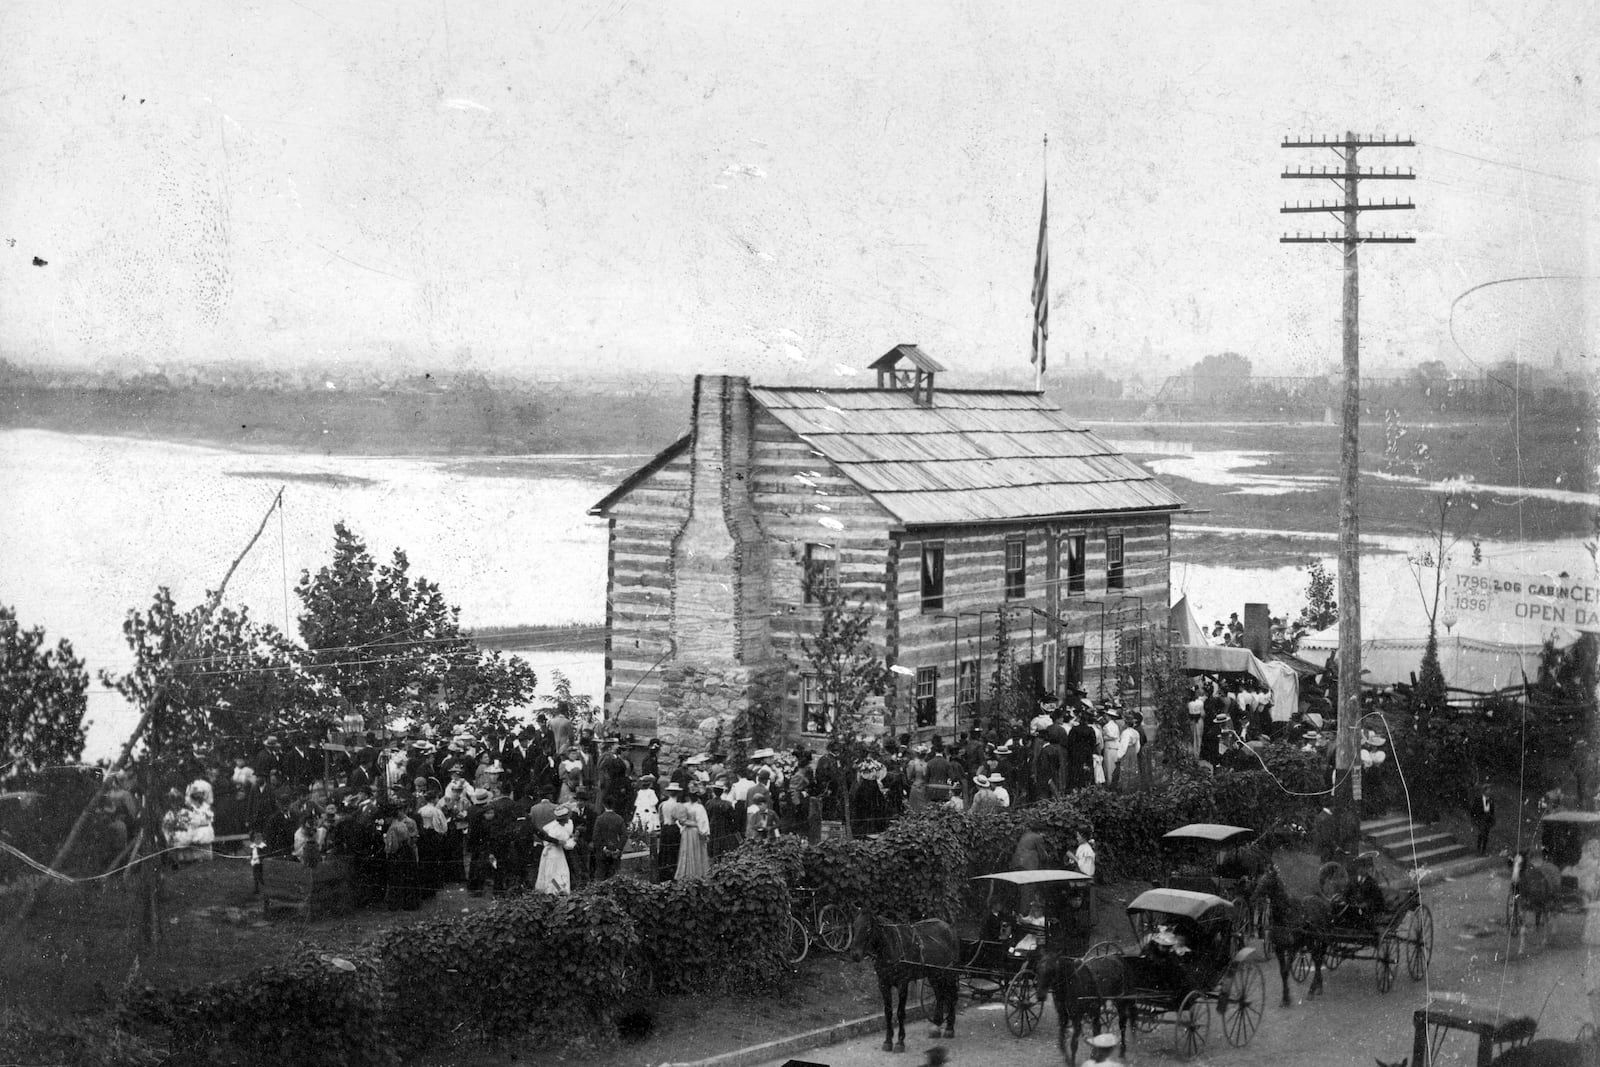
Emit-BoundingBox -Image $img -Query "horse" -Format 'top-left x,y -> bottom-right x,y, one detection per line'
1036,949 -> 1134,1067
1218,838 -> 1274,937
1253,862 -> 1331,1006
1508,851 -> 1560,932
848,910 -> 961,1053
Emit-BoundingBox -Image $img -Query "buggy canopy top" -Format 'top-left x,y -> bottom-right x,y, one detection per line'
1540,811 -> 1600,825
1126,887 -> 1234,922
977,869 -> 1093,887
1162,823 -> 1256,844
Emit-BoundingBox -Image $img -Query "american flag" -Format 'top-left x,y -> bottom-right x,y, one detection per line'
1031,183 -> 1049,374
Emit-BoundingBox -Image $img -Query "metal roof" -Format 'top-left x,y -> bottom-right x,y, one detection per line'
750,387 -> 1184,527
1125,888 -> 1234,920
974,869 -> 1093,886
1162,824 -> 1257,844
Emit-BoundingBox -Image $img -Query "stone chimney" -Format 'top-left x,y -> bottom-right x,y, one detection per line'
669,374 -> 770,665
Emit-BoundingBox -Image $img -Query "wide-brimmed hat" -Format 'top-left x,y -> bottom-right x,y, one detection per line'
471,788 -> 491,805
553,804 -> 571,818
664,782 -> 683,793
749,747 -> 776,760
648,738 -> 662,748
993,741 -> 1014,756
1211,713 -> 1231,725
484,760 -> 506,774
1088,1033 -> 1119,1051
264,735 -> 281,745
973,774 -> 991,788
988,772 -> 1006,784
1151,929 -> 1180,947
684,753 -> 709,766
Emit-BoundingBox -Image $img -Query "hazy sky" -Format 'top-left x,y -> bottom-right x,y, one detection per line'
1,0 -> 1592,381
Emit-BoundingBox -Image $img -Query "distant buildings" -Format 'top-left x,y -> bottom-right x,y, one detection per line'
589,345 -> 1184,752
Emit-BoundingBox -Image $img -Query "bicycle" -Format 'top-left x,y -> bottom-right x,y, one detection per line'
786,884 -> 854,965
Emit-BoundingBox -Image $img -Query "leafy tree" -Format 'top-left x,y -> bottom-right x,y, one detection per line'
984,608 -> 1032,736
101,588 -> 317,765
295,523 -> 537,732
1296,560 -> 1338,635
798,567 -> 889,753
1149,655 -> 1198,777
0,605 -> 88,783
1528,634 -> 1599,802
1190,351 -> 1253,379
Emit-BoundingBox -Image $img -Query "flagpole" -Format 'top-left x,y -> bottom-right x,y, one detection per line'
1033,133 -> 1049,394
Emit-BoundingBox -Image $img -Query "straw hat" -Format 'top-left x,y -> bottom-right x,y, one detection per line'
973,774 -> 991,789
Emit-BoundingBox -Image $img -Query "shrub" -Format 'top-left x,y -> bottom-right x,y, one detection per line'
122,947 -> 394,1067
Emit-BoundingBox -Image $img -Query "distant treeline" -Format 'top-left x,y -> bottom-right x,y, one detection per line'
0,383 -> 688,455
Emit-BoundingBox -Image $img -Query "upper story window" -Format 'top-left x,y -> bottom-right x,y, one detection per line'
1106,532 -> 1125,590
1064,533 -> 1086,596
803,543 -> 839,603
1004,536 -> 1026,599
920,542 -> 944,612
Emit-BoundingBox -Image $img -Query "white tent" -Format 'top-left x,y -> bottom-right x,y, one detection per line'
1298,577 -> 1576,692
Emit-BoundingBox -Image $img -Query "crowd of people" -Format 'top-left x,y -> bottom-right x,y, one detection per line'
87,673 -> 1313,910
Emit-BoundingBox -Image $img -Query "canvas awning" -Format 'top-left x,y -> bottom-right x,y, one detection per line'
1170,643 -> 1271,686
1168,595 -> 1212,645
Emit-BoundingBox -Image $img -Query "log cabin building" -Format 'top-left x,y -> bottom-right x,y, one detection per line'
588,346 -> 1184,753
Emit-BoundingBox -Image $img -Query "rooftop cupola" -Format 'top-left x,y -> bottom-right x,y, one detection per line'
869,343 -> 945,407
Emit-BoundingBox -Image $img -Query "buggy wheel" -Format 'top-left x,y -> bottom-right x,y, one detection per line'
1220,962 -> 1265,1047
1004,970 -> 1042,1037
1230,895 -> 1251,939
815,903 -> 852,953
919,977 -> 937,1019
785,914 -> 809,966
1085,939 -> 1123,960
1325,947 -> 1344,972
1376,933 -> 1398,994
1172,992 -> 1211,1059
1291,948 -> 1311,984
1406,904 -> 1434,981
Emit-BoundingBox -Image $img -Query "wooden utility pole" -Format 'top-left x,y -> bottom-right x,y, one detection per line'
1281,133 -> 1414,814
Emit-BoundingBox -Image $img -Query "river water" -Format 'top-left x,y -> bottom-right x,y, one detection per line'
0,429 -> 1584,760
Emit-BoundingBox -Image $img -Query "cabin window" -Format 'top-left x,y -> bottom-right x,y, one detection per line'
1065,533 -> 1086,596
957,659 -> 979,713
1004,536 -> 1026,599
1106,532 -> 1125,591
803,543 -> 839,603
801,674 -> 830,734
915,666 -> 938,727
920,542 -> 945,612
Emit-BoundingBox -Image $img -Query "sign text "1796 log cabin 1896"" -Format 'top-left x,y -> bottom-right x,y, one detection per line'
1436,568 -> 1600,633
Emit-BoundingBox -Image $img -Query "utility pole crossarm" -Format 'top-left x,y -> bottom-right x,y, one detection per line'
1281,136 -> 1416,148
1278,234 -> 1418,243
1280,202 -> 1415,213
1281,169 -> 1416,179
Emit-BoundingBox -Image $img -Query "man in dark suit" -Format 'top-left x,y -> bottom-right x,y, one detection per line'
593,795 -> 628,881
1065,712 -> 1099,790
1469,786 -> 1496,854
599,739 -> 633,814
251,735 -> 283,782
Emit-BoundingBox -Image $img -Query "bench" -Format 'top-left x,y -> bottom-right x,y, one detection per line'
261,855 -> 354,920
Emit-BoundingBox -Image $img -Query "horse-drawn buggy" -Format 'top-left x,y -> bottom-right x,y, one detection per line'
848,869 -> 1096,1051
1506,810 -> 1600,935
1162,823 -> 1267,935
1252,851 -> 1432,1004
1035,888 -> 1266,1063
937,869 -> 1100,1037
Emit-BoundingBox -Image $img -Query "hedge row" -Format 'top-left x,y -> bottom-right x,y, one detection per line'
116,768 -> 1314,1063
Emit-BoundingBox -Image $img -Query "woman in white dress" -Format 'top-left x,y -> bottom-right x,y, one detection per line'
674,786 -> 711,881
176,784 -> 216,861
535,805 -> 576,894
